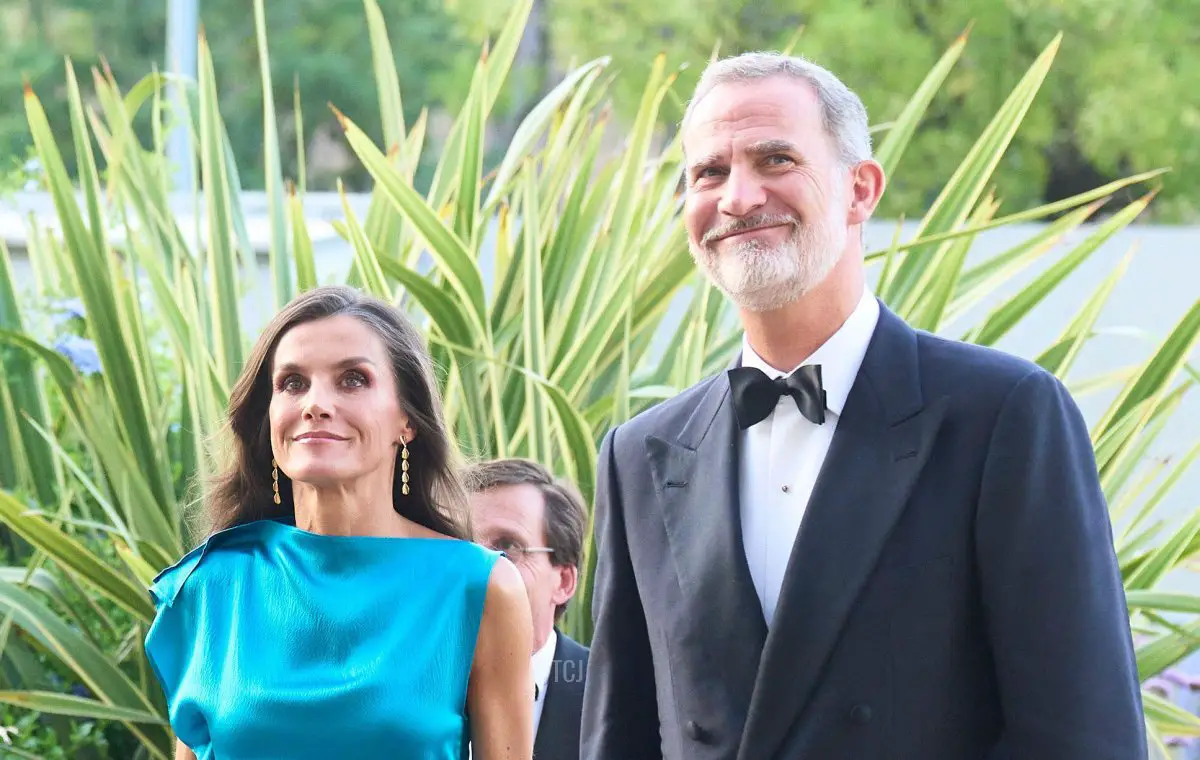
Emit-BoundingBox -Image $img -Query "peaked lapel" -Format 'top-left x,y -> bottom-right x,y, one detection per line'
646,374 -> 768,719
737,304 -> 948,760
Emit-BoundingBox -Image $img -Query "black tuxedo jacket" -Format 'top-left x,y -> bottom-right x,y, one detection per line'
580,301 -> 1145,760
534,629 -> 589,760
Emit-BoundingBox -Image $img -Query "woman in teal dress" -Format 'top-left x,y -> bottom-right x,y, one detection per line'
145,285 -> 534,759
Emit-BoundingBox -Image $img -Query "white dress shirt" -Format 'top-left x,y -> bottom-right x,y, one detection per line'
738,287 -> 880,627
531,628 -> 557,735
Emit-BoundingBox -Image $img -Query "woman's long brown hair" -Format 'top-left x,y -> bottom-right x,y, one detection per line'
194,285 -> 471,542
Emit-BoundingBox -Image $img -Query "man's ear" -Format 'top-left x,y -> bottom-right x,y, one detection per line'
552,565 -> 578,608
846,159 -> 886,227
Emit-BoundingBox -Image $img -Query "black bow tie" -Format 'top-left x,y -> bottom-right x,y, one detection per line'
728,364 -> 827,429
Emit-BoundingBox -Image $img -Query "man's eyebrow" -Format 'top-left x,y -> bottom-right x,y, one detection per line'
687,151 -> 726,174
744,139 -> 799,156
686,140 -> 800,174
485,529 -> 527,545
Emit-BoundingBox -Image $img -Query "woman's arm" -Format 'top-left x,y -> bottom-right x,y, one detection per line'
175,740 -> 196,759
468,556 -> 534,760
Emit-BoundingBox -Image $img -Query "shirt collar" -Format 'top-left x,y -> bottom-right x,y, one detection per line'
739,287 -> 880,416
531,628 -> 557,701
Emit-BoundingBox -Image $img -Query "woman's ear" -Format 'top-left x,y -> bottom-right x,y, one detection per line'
397,421 -> 416,447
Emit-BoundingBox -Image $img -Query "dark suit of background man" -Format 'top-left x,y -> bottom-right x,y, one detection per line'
467,458 -> 590,760
580,51 -> 1146,760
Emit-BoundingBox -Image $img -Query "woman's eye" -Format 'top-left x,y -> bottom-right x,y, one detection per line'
343,370 -> 368,388
280,375 -> 304,392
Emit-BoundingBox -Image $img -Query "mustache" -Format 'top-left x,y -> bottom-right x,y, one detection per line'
703,214 -> 799,245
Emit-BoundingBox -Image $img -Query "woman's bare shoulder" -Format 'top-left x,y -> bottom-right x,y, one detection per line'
477,557 -> 531,656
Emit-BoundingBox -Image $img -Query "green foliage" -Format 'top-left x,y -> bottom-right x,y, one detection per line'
0,0 -> 476,192
8,1 -> 1197,218
538,0 -> 1200,222
0,0 -> 1196,757
0,532 -> 147,760
0,704 -> 112,759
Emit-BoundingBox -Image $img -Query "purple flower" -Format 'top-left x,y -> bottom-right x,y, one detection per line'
1161,670 -> 1192,687
54,335 -> 101,376
50,297 -> 87,325
1144,678 -> 1171,699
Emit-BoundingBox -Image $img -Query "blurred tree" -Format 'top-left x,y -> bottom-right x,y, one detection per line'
473,0 -> 1197,221
0,0 -> 478,192
4,0 -> 1196,220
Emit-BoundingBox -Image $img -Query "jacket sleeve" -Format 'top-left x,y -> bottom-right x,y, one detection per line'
580,426 -> 663,760
976,369 -> 1147,760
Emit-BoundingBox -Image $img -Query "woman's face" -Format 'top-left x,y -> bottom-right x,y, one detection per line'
268,315 -> 413,489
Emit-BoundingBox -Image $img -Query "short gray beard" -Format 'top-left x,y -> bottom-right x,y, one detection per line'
691,206 -> 847,313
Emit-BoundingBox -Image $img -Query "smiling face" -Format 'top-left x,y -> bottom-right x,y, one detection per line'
683,76 -> 853,312
267,314 -> 413,489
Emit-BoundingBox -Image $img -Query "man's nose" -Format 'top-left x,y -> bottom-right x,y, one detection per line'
717,166 -> 766,217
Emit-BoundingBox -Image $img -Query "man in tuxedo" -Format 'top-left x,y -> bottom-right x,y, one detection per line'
580,51 -> 1145,760
467,458 -> 590,760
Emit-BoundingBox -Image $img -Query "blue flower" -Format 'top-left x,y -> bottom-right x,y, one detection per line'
50,297 -> 87,325
54,335 -> 102,376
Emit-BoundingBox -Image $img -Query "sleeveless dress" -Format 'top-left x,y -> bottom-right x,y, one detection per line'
143,517 -> 501,759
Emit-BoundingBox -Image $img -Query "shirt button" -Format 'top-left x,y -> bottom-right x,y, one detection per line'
781,485 -> 790,493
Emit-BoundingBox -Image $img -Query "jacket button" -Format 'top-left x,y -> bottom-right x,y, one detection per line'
685,720 -> 711,743
850,704 -> 872,725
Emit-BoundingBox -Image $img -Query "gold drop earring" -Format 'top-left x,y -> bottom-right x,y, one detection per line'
272,458 -> 281,505
400,437 -> 410,496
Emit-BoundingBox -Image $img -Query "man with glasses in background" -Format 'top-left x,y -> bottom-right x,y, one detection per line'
466,458 -> 590,760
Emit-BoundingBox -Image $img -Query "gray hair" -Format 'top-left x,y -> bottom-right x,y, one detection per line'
681,51 -> 873,168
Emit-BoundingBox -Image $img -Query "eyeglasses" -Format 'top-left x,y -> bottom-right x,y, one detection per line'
484,539 -> 555,558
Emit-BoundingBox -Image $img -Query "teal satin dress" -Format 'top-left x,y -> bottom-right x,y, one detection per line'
144,517 -> 500,759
